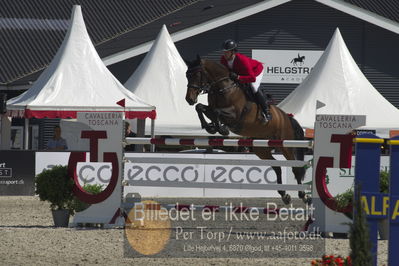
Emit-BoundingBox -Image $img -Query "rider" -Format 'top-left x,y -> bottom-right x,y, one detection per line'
220,39 -> 271,122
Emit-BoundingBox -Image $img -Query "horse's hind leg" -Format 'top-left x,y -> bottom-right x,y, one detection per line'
272,166 -> 291,205
281,148 -> 310,204
254,148 -> 291,205
293,165 -> 311,204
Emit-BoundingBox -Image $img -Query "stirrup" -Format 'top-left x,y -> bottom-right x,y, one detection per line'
259,112 -> 269,123
262,112 -> 272,122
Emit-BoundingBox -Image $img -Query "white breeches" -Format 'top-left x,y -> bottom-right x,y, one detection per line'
250,69 -> 264,93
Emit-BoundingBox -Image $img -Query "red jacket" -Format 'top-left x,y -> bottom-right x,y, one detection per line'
220,53 -> 263,83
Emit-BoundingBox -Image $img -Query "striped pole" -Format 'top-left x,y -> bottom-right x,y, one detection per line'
125,137 -> 313,148
126,137 -> 392,149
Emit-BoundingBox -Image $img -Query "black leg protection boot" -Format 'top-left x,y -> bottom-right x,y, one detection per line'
254,91 -> 271,122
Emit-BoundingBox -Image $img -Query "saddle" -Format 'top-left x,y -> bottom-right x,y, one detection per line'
219,83 -> 274,128
239,83 -> 254,101
236,83 -> 273,123
239,83 -> 274,105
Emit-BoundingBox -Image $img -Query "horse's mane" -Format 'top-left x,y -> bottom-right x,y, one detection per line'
201,59 -> 229,78
202,59 -> 227,71
186,56 -> 228,75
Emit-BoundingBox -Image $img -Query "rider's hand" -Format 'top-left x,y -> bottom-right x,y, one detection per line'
229,72 -> 239,81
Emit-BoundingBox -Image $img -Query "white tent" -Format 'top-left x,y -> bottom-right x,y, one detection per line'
7,5 -> 155,120
124,25 -> 208,136
278,28 -> 399,136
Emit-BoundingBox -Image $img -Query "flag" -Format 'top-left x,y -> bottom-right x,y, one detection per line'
116,98 -> 125,108
316,100 -> 326,110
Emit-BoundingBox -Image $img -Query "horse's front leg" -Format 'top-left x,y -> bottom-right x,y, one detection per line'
195,103 -> 218,134
195,103 -> 210,129
211,109 -> 230,136
202,107 -> 231,136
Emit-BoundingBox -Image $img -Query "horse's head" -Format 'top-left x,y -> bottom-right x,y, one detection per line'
185,55 -> 210,105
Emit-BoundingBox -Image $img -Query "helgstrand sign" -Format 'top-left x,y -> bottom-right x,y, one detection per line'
252,50 -> 323,84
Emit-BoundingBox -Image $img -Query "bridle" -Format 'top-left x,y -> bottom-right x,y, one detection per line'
186,64 -> 235,95
186,65 -> 210,94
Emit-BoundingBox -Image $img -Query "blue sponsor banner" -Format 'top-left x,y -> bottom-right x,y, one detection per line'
355,134 -> 399,266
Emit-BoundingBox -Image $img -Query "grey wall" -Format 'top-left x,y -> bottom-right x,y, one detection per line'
111,0 -> 399,107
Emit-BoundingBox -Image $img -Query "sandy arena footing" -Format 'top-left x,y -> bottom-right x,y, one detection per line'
0,196 -> 388,265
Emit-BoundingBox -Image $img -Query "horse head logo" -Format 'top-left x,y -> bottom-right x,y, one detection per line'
291,53 -> 305,66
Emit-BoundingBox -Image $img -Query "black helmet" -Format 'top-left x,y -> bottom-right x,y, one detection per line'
222,39 -> 237,51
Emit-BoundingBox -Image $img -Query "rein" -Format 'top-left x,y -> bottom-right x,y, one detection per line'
209,77 -> 236,94
187,65 -> 236,94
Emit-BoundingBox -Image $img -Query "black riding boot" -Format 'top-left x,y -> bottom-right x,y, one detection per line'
254,91 -> 271,122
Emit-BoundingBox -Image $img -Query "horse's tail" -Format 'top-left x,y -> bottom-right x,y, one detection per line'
289,116 -> 306,161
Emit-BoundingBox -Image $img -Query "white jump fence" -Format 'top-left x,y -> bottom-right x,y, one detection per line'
71,112 -> 367,235
124,137 -> 312,191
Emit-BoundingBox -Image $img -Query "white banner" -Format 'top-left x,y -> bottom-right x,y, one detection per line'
35,152 -> 390,198
252,49 -> 323,84
124,153 -> 285,198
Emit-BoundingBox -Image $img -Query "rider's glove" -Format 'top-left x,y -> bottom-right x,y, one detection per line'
229,72 -> 239,81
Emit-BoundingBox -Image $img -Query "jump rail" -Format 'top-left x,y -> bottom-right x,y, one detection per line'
125,137 -> 313,148
124,157 -> 310,167
126,137 -> 393,148
123,180 -> 310,191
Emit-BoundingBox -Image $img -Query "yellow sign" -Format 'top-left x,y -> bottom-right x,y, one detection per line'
361,195 -> 399,220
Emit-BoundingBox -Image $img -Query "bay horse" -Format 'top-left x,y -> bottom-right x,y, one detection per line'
185,56 -> 310,205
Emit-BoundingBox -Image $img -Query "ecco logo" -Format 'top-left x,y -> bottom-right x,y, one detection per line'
127,166 -> 199,182
211,166 -> 276,184
78,164 -> 112,183
126,165 -> 277,184
45,164 -> 112,184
